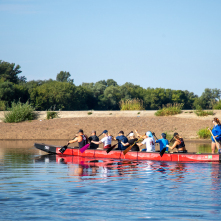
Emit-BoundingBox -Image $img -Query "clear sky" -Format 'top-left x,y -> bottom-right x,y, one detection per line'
0,0 -> 221,95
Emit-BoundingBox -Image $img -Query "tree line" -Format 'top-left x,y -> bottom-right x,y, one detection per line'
0,60 -> 220,111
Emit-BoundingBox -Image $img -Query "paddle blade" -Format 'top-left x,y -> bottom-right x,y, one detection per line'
160,147 -> 166,157
123,146 -> 132,155
80,144 -> 90,153
59,145 -> 68,154
106,144 -> 117,154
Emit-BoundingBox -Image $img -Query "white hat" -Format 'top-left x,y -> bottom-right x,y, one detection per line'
129,133 -> 134,137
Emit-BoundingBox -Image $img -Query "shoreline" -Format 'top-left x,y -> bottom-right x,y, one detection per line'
0,111 -> 218,140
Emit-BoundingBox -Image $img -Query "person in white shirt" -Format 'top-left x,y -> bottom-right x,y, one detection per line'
91,130 -> 112,149
137,131 -> 155,152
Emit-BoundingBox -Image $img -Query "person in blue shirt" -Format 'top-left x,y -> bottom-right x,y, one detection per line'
114,131 -> 128,150
155,133 -> 169,152
211,118 -> 221,154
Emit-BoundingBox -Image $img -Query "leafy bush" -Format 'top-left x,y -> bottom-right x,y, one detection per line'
87,111 -> 93,115
0,100 -> 6,111
213,100 -> 221,110
4,101 -> 36,123
194,106 -> 214,116
155,103 -> 183,116
120,98 -> 144,110
46,111 -> 59,119
197,128 -> 211,139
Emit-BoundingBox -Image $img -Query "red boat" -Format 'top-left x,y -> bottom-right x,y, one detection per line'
34,143 -> 221,162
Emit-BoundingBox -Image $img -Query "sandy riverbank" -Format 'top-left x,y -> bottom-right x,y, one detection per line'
0,110 -> 220,140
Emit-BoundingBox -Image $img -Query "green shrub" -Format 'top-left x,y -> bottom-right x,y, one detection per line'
197,128 -> 211,139
0,100 -> 6,111
194,106 -> 214,116
155,103 -> 183,116
120,98 -> 144,110
163,132 -> 174,141
87,111 -> 93,115
213,100 -> 221,110
46,111 -> 59,119
4,101 -> 36,123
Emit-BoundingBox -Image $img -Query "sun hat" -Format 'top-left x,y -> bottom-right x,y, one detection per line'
129,133 -> 134,137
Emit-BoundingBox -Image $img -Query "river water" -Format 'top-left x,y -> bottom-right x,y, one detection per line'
1,140 -> 221,220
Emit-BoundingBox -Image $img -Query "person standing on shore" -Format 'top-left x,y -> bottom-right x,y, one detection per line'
91,130 -> 112,149
210,118 -> 221,154
67,129 -> 88,148
88,131 -> 99,149
155,133 -> 169,152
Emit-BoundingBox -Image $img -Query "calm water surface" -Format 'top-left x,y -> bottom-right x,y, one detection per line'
0,141 -> 221,220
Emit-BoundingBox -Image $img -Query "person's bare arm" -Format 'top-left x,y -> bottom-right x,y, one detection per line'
167,141 -> 179,150
121,141 -> 129,146
137,143 -> 143,147
91,140 -> 102,145
135,130 -> 146,139
68,136 -> 79,145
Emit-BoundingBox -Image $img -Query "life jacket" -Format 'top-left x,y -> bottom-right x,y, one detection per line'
176,138 -> 185,149
78,135 -> 87,148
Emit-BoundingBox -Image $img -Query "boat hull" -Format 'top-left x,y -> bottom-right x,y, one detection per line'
34,143 -> 221,162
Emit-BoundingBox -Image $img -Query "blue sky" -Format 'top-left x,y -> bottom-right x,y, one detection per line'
0,0 -> 221,95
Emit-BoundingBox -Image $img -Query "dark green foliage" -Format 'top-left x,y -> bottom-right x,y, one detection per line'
46,111 -> 59,119
4,101 -> 36,123
56,71 -> 73,83
0,60 -> 22,84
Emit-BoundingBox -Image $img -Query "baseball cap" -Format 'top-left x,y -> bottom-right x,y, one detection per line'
78,129 -> 83,133
129,133 -> 134,137
118,131 -> 124,134
102,130 -> 108,134
173,132 -> 179,137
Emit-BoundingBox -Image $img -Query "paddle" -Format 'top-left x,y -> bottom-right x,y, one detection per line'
160,137 -> 174,157
59,144 -> 69,154
106,131 -> 132,154
152,132 -> 159,140
123,134 -> 145,155
208,128 -> 221,151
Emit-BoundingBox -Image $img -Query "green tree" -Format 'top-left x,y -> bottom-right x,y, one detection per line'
56,71 -> 73,83
0,60 -> 22,83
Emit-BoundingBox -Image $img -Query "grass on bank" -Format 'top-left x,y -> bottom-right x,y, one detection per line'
4,101 -> 36,123
120,98 -> 144,110
155,103 -> 184,116
197,128 -> 211,139
194,107 -> 214,117
46,111 -> 59,119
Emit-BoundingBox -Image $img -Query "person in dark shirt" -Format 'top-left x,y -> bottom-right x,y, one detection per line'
114,131 -> 128,150
88,130 -> 99,149
121,133 -> 139,151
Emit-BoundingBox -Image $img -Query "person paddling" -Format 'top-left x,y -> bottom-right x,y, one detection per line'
155,133 -> 169,152
91,130 -> 112,149
210,118 -> 221,154
67,129 -> 88,148
88,130 -> 99,149
121,132 -> 139,151
113,131 -> 128,150
166,133 -> 187,153
137,131 -> 155,152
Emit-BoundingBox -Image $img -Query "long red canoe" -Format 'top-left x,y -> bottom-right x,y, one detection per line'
34,143 -> 221,162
